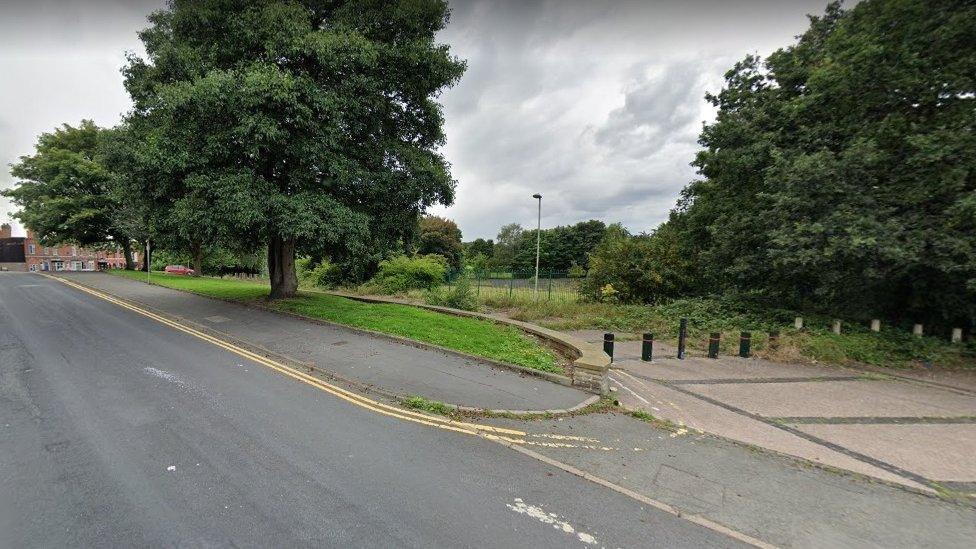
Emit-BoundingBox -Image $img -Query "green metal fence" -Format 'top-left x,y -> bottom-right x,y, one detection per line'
445,269 -> 586,303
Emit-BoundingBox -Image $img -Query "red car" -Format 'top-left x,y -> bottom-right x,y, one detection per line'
164,265 -> 195,276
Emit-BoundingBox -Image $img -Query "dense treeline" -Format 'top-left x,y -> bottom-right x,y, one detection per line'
464,220 -> 607,273
643,0 -> 975,331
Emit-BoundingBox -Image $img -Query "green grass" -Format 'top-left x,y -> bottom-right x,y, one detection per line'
107,270 -> 561,373
402,395 -> 456,416
111,269 -> 271,300
398,281 -> 582,306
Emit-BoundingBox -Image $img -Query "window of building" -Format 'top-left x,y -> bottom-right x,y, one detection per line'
28,244 -> 35,254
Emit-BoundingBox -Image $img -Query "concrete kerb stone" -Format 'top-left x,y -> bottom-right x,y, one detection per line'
328,291 -> 612,395
51,273 -> 598,414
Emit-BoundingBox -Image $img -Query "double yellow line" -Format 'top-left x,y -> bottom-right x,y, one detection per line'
46,275 -> 528,442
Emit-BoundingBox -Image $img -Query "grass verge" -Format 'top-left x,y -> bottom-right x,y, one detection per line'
402,395 -> 456,416
107,270 -> 561,374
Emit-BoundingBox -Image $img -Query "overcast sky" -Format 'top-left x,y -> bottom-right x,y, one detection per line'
0,0 -> 830,240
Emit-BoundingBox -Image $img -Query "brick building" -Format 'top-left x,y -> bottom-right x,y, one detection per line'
0,223 -> 137,272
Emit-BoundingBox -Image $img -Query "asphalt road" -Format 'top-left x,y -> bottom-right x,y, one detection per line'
52,271 -> 590,412
0,273 -> 742,548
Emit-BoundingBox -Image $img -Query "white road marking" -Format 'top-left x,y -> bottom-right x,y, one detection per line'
609,374 -> 650,405
506,498 -> 599,545
143,366 -> 219,408
529,433 -> 602,443
144,366 -> 184,384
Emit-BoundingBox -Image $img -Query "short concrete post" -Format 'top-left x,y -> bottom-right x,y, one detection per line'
603,333 -> 615,363
832,319 -> 842,335
768,330 -> 779,349
641,333 -> 654,361
913,324 -> 923,338
870,319 -> 881,332
677,318 -> 688,360
708,333 -> 720,359
794,317 -> 803,330
739,332 -> 751,358
951,328 -> 962,344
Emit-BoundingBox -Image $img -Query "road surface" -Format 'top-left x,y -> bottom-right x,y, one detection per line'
0,273 -> 742,548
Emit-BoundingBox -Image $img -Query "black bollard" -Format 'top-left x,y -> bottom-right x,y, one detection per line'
641,333 -> 654,361
677,318 -> 688,359
739,331 -> 751,358
603,332 -> 615,363
708,332 -> 720,359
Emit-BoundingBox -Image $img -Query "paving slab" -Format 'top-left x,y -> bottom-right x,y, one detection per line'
608,370 -> 928,491
794,423 -> 976,483
619,355 -> 860,382
51,273 -> 590,412
686,379 -> 976,418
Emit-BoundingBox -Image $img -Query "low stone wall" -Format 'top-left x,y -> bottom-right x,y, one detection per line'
329,292 -> 611,395
0,262 -> 27,272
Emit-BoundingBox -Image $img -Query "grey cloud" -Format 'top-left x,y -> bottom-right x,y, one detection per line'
436,0 -> 831,239
593,63 -> 712,158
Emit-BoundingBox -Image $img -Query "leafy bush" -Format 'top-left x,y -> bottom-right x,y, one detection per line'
426,276 -> 478,311
297,257 -> 340,288
369,254 -> 446,294
583,224 -> 692,304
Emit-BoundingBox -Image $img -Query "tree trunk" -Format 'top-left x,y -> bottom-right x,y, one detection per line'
190,240 -> 203,276
268,235 -> 298,299
121,239 -> 134,270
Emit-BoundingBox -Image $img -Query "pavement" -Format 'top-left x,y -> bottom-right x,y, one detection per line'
0,272 -> 740,548
484,412 -> 976,549
568,329 -> 976,495
49,272 -> 590,413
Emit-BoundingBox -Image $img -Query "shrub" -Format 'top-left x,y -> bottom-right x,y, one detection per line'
370,254 -> 446,294
599,283 -> 620,303
298,258 -> 341,288
583,223 -> 692,304
426,276 -> 478,311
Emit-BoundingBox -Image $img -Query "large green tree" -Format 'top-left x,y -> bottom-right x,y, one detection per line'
673,0 -> 976,329
507,219 -> 607,272
416,215 -> 463,268
124,0 -> 465,297
3,121 -> 136,268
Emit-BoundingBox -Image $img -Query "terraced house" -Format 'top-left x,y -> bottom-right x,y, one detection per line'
0,223 -> 136,272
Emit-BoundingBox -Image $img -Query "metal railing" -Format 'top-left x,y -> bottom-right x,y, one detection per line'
444,269 -> 585,302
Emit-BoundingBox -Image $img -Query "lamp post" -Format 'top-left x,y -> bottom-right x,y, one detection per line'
532,193 -> 542,296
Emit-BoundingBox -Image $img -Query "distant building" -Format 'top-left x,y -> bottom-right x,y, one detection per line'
0,224 -> 27,271
0,223 -> 138,272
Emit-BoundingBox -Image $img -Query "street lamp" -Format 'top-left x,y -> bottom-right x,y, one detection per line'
532,193 -> 542,296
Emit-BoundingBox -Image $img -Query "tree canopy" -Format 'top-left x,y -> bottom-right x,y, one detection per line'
417,215 -> 463,268
669,0 -> 976,329
481,219 -> 607,272
3,120 -> 135,268
123,0 -> 465,297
